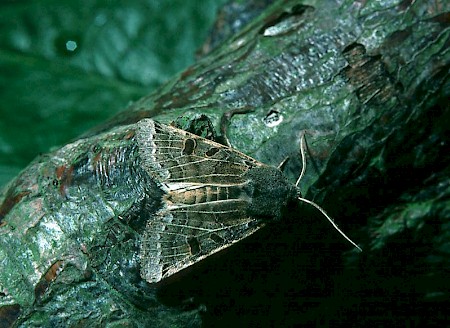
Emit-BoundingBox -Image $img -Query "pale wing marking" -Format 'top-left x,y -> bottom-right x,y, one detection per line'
151,153 -> 252,167
166,182 -> 246,191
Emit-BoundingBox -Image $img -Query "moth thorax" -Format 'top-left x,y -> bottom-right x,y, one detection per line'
243,166 -> 297,221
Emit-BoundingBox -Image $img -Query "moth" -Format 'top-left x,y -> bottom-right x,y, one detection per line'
135,119 -> 361,284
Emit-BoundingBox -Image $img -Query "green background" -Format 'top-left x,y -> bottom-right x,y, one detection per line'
0,0 -> 228,189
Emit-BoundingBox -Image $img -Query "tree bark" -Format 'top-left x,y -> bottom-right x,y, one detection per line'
1,0 -> 448,327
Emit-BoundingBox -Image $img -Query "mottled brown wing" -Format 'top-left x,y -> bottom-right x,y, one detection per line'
136,119 -> 265,283
136,119 -> 262,184
139,197 -> 262,283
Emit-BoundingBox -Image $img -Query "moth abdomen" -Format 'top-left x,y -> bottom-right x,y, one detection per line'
165,183 -> 247,205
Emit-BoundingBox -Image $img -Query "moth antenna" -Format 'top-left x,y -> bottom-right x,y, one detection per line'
277,156 -> 290,170
298,196 -> 362,252
295,131 -> 361,252
295,132 -> 307,187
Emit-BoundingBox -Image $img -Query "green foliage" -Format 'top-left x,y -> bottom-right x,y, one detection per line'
0,0 -> 227,188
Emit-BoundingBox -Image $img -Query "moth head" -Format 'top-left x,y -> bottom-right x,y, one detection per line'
243,166 -> 298,221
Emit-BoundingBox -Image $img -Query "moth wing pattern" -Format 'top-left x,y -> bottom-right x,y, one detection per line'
136,119 -> 265,283
139,198 -> 262,283
136,119 -> 261,184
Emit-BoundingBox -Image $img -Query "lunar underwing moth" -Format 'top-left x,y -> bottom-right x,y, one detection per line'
135,119 -> 361,284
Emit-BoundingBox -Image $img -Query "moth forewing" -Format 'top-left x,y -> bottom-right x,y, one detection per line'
136,119 -> 263,184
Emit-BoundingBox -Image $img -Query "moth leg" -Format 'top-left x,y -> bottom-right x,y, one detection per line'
220,107 -> 254,146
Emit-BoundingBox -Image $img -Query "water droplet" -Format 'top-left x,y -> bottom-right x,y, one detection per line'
65,40 -> 77,52
54,33 -> 81,57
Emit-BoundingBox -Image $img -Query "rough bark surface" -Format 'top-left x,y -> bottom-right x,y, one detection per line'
0,0 -> 448,327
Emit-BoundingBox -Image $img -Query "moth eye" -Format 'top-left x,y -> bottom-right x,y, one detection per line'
187,237 -> 200,255
210,233 -> 224,244
182,138 -> 196,155
205,147 -> 220,157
